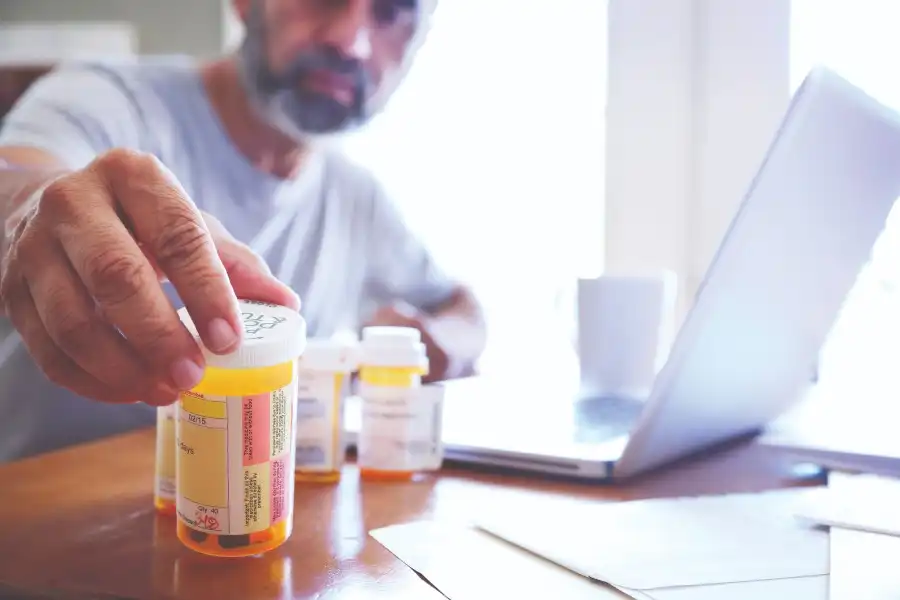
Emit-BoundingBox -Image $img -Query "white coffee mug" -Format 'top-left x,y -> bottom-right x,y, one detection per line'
576,270 -> 677,399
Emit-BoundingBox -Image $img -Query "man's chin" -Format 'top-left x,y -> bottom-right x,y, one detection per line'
274,104 -> 364,138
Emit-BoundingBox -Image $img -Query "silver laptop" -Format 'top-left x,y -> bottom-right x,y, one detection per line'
345,66 -> 900,480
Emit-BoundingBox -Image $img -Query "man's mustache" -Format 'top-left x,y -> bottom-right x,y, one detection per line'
266,46 -> 368,92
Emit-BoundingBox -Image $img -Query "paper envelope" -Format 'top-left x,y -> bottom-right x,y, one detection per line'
372,520 -> 634,600
372,488 -> 832,600
371,519 -> 828,600
474,487 -> 830,594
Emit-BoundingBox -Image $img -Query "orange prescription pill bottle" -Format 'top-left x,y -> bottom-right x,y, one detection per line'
294,338 -> 359,484
174,299 -> 306,558
153,403 -> 177,515
357,326 -> 445,481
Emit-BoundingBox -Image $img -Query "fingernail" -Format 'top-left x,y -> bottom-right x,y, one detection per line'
288,290 -> 301,310
207,317 -> 240,352
170,358 -> 204,390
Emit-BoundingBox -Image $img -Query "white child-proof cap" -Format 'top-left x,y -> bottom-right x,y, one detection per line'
178,299 -> 307,370
359,326 -> 428,370
299,338 -> 360,372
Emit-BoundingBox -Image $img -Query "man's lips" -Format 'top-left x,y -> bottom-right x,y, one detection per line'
300,70 -> 355,105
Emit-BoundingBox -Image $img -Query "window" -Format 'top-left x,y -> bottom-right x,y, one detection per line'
791,1 -> 900,408
340,1 -> 607,374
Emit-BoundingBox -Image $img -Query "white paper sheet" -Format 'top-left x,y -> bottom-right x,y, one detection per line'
802,473 -> 900,600
795,473 -> 900,538
645,577 -> 828,600
475,488 -> 830,590
372,521 -> 633,600
371,520 -> 828,600
829,527 -> 900,600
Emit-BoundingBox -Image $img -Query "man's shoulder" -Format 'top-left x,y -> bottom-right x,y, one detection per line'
1,55 -> 202,167
43,55 -> 199,100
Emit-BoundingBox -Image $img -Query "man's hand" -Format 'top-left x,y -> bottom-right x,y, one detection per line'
0,148 -> 299,406
365,301 -> 450,382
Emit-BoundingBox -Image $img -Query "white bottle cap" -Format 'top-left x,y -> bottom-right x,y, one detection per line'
299,338 -> 359,373
359,326 -> 428,370
178,299 -> 307,370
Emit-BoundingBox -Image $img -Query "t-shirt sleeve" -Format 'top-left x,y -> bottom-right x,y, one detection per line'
364,181 -> 459,311
0,64 -> 145,169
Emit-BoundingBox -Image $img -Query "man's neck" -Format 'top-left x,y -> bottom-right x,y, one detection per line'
200,58 -> 308,180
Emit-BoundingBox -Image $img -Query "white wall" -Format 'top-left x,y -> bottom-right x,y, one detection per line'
222,0 -> 245,52
604,0 -> 791,320
0,23 -> 137,64
0,0 -> 230,57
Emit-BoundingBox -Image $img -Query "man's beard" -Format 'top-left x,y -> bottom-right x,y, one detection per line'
235,1 -> 372,139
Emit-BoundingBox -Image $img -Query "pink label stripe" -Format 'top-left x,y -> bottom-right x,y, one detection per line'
270,453 -> 289,524
242,394 -> 270,466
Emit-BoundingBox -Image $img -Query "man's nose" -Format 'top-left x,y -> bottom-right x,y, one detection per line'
323,0 -> 373,61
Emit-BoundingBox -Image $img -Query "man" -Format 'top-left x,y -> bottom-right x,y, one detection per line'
0,0 -> 486,462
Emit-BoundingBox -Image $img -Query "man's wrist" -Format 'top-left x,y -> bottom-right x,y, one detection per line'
0,161 -> 67,255
4,179 -> 49,236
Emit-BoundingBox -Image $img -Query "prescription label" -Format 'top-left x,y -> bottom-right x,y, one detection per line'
295,371 -> 345,472
357,384 -> 444,472
154,404 -> 177,501
176,383 -> 296,536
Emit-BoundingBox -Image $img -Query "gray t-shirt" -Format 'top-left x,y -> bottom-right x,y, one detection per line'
0,57 -> 455,462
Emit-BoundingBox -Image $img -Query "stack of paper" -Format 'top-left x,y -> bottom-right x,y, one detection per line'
475,488 -> 829,600
371,488 -> 831,600
797,472 -> 900,600
796,473 -> 900,537
373,522 -> 628,599
830,528 -> 900,600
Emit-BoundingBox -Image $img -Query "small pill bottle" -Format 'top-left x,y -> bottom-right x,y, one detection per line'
153,403 -> 177,516
357,326 -> 446,481
174,299 -> 306,558
294,338 -> 359,484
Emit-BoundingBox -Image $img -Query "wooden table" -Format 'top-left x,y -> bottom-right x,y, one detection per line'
0,428 -> 823,599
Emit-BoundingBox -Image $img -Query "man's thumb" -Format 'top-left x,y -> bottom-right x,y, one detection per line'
218,240 -> 302,311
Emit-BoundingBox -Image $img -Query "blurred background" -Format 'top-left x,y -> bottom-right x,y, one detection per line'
1,0 -> 898,425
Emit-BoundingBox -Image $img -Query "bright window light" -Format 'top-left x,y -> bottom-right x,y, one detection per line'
339,1 -> 607,375
792,0 -> 900,407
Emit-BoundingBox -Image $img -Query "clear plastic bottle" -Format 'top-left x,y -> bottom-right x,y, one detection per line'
153,403 -> 177,516
294,338 -> 359,484
174,299 -> 306,557
357,326 -> 445,481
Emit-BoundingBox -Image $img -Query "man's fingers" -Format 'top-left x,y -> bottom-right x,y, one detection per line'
97,150 -> 244,354
366,305 -> 421,328
22,235 -> 177,404
219,239 -> 302,310
45,167 -> 206,392
4,282 -> 158,405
